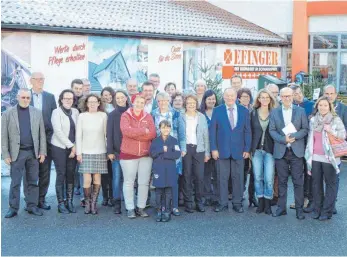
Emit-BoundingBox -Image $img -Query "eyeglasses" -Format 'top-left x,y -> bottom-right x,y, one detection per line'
20,96 -> 31,100
240,95 -> 250,99
281,95 -> 293,99
32,78 -> 45,81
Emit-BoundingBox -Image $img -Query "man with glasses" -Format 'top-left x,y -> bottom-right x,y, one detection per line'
2,89 -> 47,218
269,87 -> 308,219
324,84 -> 347,215
29,72 -> 57,210
289,84 -> 314,211
149,73 -> 160,99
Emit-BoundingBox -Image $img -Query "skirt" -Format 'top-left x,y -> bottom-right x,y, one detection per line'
78,153 -> 108,174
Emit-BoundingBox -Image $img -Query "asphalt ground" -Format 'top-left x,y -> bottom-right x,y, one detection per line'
1,164 -> 347,256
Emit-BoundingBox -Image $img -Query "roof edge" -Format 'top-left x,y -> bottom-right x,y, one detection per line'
1,23 -> 290,46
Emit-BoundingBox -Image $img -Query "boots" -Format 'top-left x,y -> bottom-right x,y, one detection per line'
83,187 -> 92,214
256,197 -> 265,214
162,211 -> 171,222
113,199 -> 121,214
91,184 -> 101,215
66,184 -> 76,213
156,208 -> 162,222
56,185 -> 69,214
264,199 -> 272,215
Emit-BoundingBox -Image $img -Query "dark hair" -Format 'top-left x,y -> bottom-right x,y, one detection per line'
81,93 -> 105,112
149,73 -> 160,79
70,79 -> 83,88
58,89 -> 75,106
288,84 -> 301,92
159,120 -> 171,128
200,89 -> 219,113
114,89 -> 132,109
141,81 -> 154,89
230,74 -> 242,83
164,82 -> 176,91
237,88 -> 253,104
171,91 -> 184,105
101,86 -> 115,98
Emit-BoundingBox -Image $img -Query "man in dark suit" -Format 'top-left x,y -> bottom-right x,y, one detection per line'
269,87 -> 308,219
30,72 -> 57,210
2,89 -> 47,218
210,88 -> 251,213
324,84 -> 347,214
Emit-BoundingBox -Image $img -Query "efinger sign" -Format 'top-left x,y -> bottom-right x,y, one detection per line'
224,48 -> 279,66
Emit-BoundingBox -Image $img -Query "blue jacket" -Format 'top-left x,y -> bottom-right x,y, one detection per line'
210,103 -> 251,160
335,101 -> 347,131
293,98 -> 314,118
150,135 -> 181,188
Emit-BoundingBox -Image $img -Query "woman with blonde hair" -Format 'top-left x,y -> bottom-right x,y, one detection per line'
305,96 -> 346,221
250,89 -> 276,215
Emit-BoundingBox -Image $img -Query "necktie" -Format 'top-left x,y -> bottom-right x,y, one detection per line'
228,107 -> 234,129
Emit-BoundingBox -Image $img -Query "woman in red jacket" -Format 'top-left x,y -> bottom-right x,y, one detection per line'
120,93 -> 156,218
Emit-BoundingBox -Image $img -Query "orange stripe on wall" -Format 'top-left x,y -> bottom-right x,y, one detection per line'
307,1 -> 347,16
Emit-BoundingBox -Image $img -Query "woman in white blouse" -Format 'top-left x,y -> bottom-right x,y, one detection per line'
76,94 -> 108,215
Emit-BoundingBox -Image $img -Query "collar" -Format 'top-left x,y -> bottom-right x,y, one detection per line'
282,104 -> 293,111
226,104 -> 236,110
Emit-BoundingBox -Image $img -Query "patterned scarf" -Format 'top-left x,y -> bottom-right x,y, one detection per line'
313,112 -> 333,132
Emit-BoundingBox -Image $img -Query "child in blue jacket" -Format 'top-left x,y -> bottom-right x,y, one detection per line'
150,120 -> 181,222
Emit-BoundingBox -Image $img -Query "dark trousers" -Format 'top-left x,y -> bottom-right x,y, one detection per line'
183,144 -> 205,206
218,157 -> 244,207
312,161 -> 337,216
275,148 -> 304,210
203,158 -> 218,202
38,142 -> 53,203
51,145 -> 77,203
9,149 -> 39,211
101,160 -> 114,201
156,187 -> 172,211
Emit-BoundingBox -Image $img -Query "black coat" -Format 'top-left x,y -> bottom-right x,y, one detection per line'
150,136 -> 181,188
107,107 -> 128,157
250,108 -> 274,154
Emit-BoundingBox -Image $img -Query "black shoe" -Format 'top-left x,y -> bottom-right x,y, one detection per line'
28,206 -> 43,216
264,199 -> 273,215
204,198 -> 212,206
58,203 -> 70,214
272,208 -> 287,217
156,210 -> 162,222
214,204 -> 228,212
303,202 -> 314,213
311,210 -> 320,219
127,209 -> 136,219
185,206 -> 194,213
102,199 -> 108,206
5,209 -> 17,218
66,201 -> 76,213
196,203 -> 205,212
162,212 -> 171,222
113,200 -> 121,214
136,208 -> 149,217
332,207 -> 337,215
319,215 -> 331,221
296,209 -> 305,220
249,196 -> 259,207
232,206 -> 244,213
38,202 -> 51,210
256,198 -> 264,214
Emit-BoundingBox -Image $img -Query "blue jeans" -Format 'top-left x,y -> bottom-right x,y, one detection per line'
252,150 -> 275,199
112,160 -> 123,200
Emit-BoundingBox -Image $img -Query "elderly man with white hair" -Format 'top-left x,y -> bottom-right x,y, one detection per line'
194,79 -> 207,107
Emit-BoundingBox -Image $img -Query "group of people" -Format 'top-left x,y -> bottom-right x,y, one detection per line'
2,72 -> 345,223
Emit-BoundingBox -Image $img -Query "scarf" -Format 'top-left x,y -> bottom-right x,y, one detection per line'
313,112 -> 333,132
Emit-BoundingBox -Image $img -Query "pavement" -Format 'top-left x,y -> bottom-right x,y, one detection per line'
1,164 -> 347,256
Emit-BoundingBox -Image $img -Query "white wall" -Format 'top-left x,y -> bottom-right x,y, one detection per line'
208,0 -> 293,35
309,15 -> 347,33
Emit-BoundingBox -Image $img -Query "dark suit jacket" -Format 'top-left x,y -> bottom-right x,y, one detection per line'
250,109 -> 274,154
269,105 -> 308,159
30,90 -> 57,143
335,102 -> 347,131
107,107 -> 128,157
210,103 -> 251,160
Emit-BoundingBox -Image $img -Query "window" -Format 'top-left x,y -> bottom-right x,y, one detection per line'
313,35 -> 338,49
312,52 -> 337,86
342,34 -> 347,49
340,53 -> 347,93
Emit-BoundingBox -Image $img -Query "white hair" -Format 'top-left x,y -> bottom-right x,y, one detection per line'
194,79 -> 207,89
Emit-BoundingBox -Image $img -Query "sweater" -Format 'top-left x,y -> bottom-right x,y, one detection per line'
76,112 -> 107,155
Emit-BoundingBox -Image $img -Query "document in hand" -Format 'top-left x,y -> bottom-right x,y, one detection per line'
282,122 -> 297,135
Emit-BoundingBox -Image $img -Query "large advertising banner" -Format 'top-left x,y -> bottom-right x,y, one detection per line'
147,40 -> 184,92
31,34 -> 88,100
218,45 -> 282,94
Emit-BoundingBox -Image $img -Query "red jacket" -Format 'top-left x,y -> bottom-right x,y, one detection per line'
120,108 -> 156,157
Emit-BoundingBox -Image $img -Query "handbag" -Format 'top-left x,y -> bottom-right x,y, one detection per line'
327,132 -> 347,157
